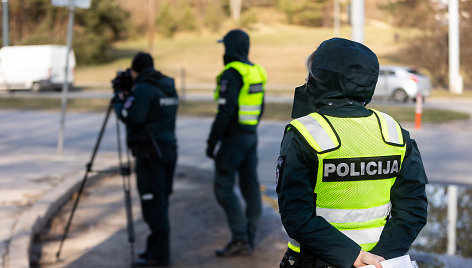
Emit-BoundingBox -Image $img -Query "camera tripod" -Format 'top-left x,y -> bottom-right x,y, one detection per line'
55,98 -> 136,266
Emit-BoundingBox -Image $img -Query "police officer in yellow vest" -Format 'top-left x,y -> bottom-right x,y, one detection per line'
206,29 -> 267,257
276,38 -> 428,268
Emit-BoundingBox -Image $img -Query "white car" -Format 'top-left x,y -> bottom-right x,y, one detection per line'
374,65 -> 432,102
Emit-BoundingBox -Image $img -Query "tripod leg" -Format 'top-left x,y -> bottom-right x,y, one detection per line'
56,100 -> 114,261
115,112 -> 136,264
124,183 -> 136,260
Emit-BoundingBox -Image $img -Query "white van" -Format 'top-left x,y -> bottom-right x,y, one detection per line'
0,45 -> 76,91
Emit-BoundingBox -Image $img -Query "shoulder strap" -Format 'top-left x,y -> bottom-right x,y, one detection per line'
289,113 -> 340,153
224,61 -> 249,76
253,64 -> 267,82
371,109 -> 405,146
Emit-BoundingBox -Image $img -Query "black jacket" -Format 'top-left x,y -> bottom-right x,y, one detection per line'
277,38 -> 428,268
113,68 -> 178,147
207,29 -> 264,146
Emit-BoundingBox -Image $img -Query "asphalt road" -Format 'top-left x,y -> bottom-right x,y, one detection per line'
0,103 -> 471,213
1,93 -> 471,188
1,95 -> 472,267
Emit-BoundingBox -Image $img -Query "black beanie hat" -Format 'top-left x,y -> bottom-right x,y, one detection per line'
131,52 -> 154,73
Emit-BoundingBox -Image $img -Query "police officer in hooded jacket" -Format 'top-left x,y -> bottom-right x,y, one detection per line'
113,52 -> 178,267
276,38 -> 428,268
206,29 -> 267,257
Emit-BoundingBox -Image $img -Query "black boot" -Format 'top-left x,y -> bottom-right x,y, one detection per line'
134,257 -> 170,267
215,240 -> 253,257
138,250 -> 148,259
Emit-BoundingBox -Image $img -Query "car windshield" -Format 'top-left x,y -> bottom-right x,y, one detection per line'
407,68 -> 422,75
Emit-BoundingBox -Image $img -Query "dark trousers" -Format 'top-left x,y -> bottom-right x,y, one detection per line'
213,134 -> 262,244
135,143 -> 177,262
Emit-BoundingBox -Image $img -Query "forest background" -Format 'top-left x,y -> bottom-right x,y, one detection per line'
2,0 -> 472,91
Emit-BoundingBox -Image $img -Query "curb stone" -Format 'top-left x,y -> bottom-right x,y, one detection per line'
6,169 -> 110,268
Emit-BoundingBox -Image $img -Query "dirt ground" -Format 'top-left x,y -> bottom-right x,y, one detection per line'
32,165 -> 287,268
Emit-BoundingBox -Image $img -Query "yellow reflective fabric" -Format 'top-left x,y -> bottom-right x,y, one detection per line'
361,242 -> 377,251
290,113 -> 339,152
288,111 -> 406,250
371,109 -> 404,146
330,217 -> 387,231
288,242 -> 301,253
214,61 -> 267,125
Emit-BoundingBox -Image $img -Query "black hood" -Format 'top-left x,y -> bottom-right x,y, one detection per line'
307,38 -> 379,107
220,29 -> 251,65
136,67 -> 175,95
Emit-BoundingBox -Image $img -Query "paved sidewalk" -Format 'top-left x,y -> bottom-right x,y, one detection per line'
34,165 -> 286,267
0,110 -> 287,268
0,110 -> 122,268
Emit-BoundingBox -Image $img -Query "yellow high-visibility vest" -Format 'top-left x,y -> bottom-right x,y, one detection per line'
215,61 -> 267,125
287,109 -> 406,252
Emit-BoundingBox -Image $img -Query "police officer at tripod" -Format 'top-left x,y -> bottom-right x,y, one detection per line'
113,52 -> 178,267
206,29 -> 267,257
276,38 -> 428,268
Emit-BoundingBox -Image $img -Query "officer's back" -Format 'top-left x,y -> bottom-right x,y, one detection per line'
130,67 -> 178,146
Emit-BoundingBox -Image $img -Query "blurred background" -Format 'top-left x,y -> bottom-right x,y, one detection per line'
0,0 -> 470,94
1,1 -> 472,267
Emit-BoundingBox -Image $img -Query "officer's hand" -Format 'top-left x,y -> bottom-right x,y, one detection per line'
206,142 -> 216,159
279,248 -> 300,268
353,250 -> 384,268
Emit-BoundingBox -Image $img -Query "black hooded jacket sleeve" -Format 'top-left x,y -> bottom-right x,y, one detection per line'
207,68 -> 243,146
277,126 -> 428,267
370,129 -> 428,259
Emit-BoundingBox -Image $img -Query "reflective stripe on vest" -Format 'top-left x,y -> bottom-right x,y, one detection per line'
215,61 -> 267,125
316,202 -> 391,223
290,113 -> 339,152
341,226 -> 385,245
287,238 -> 300,253
238,114 -> 260,122
287,111 -> 406,252
372,109 -> 404,146
239,104 -> 262,112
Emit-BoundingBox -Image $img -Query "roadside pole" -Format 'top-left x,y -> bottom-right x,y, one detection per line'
415,93 -> 422,129
230,0 -> 242,26
351,0 -> 364,44
147,0 -> 155,55
333,0 -> 340,37
2,0 -> 8,47
448,0 -> 463,94
57,0 -> 75,155
180,67 -> 186,102
53,0 -> 91,155
447,185 -> 458,256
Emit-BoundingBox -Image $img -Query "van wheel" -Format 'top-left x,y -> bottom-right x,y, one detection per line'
31,82 -> 41,92
392,88 -> 408,103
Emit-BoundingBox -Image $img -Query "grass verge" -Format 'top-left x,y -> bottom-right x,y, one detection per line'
430,89 -> 472,98
0,97 -> 469,123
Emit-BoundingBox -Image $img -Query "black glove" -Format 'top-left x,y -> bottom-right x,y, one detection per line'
206,142 -> 216,159
280,248 -> 300,268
